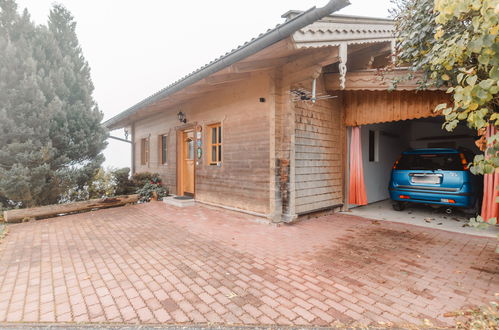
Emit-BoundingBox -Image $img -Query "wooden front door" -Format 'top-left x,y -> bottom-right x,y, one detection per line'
180,130 -> 195,196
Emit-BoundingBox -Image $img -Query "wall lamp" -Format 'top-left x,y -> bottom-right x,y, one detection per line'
177,111 -> 187,124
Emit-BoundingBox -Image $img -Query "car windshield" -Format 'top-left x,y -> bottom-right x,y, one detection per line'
396,153 -> 464,171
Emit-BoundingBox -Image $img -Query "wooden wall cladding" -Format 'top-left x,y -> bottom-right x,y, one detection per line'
294,97 -> 344,214
344,90 -> 451,127
133,72 -> 272,215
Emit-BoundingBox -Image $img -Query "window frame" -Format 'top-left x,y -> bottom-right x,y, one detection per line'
140,137 -> 149,165
159,134 -> 168,165
368,130 -> 379,163
207,123 -> 222,166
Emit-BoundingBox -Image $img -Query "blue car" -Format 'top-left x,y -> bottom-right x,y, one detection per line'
389,148 -> 481,213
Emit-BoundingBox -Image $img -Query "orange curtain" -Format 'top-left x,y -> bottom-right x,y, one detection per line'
349,127 -> 368,205
481,125 -> 499,223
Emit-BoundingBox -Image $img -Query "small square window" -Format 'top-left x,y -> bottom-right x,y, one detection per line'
368,130 -> 379,162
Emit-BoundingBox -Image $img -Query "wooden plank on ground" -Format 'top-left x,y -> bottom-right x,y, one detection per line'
3,195 -> 139,223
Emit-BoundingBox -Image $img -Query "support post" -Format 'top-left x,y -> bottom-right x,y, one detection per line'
131,123 -> 136,174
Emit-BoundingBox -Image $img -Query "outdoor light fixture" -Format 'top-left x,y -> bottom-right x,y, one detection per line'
124,128 -> 129,140
177,111 -> 187,124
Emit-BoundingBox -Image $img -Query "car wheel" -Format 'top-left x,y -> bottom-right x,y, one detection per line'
464,198 -> 481,216
392,202 -> 406,211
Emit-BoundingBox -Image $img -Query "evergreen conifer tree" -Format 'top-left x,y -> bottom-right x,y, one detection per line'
0,0 -> 107,207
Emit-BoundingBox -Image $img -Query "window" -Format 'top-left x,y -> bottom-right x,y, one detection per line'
187,138 -> 195,160
140,138 -> 149,165
395,153 -> 466,171
368,130 -> 379,162
208,123 -> 222,165
160,134 -> 168,165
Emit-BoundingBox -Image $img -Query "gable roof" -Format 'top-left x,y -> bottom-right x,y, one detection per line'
103,0 -> 351,130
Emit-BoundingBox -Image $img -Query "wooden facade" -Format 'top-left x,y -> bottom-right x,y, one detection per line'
132,73 -> 272,216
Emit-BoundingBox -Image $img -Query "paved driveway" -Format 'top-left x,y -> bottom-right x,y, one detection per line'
0,202 -> 497,327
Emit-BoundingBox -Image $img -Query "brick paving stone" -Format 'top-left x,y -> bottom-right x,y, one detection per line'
22,312 -> 38,323
293,316 -> 309,325
129,296 -> 146,310
292,306 -> 316,322
186,310 -> 206,323
214,293 -> 231,306
310,306 -> 334,324
87,304 -> 103,318
144,298 -> 162,311
291,297 -> 314,310
238,312 -> 258,324
124,287 -> 139,300
118,305 -> 135,322
103,305 -> 121,320
73,314 -> 90,323
259,303 -> 280,320
172,309 -> 190,323
39,312 -> 55,323
99,294 -> 115,308
222,311 -> 241,324
0,202 -> 497,327
136,307 -> 154,322
275,315 -> 294,325
153,308 -> 171,323
57,312 -> 72,322
242,304 -> 262,319
326,299 -> 348,313
198,292 -> 215,305
344,308 -> 364,321
193,302 -> 211,314
257,314 -> 274,324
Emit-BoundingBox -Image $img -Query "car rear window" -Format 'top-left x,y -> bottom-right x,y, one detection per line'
395,153 -> 464,171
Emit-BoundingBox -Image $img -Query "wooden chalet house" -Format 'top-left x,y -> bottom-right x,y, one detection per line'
104,0 -> 452,223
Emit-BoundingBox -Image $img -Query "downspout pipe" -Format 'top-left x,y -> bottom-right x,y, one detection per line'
104,0 -> 351,129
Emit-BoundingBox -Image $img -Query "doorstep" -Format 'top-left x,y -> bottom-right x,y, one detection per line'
163,195 -> 195,207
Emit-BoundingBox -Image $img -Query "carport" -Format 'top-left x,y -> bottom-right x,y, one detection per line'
345,116 -> 490,235
355,117 -> 479,207
334,80 -> 486,231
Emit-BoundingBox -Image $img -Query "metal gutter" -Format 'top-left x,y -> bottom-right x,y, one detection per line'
103,0 -> 351,130
108,135 -> 132,144
282,10 -> 394,23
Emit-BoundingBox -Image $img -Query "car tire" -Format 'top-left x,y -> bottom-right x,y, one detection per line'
392,202 -> 406,211
464,198 -> 481,216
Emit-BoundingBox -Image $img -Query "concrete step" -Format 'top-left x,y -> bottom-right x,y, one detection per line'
163,196 -> 195,207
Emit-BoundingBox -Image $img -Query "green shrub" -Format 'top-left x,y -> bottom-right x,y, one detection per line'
88,168 -> 115,199
62,169 -> 168,202
131,172 -> 162,189
112,168 -> 136,195
137,181 -> 169,203
62,168 -> 114,202
0,194 -> 15,212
